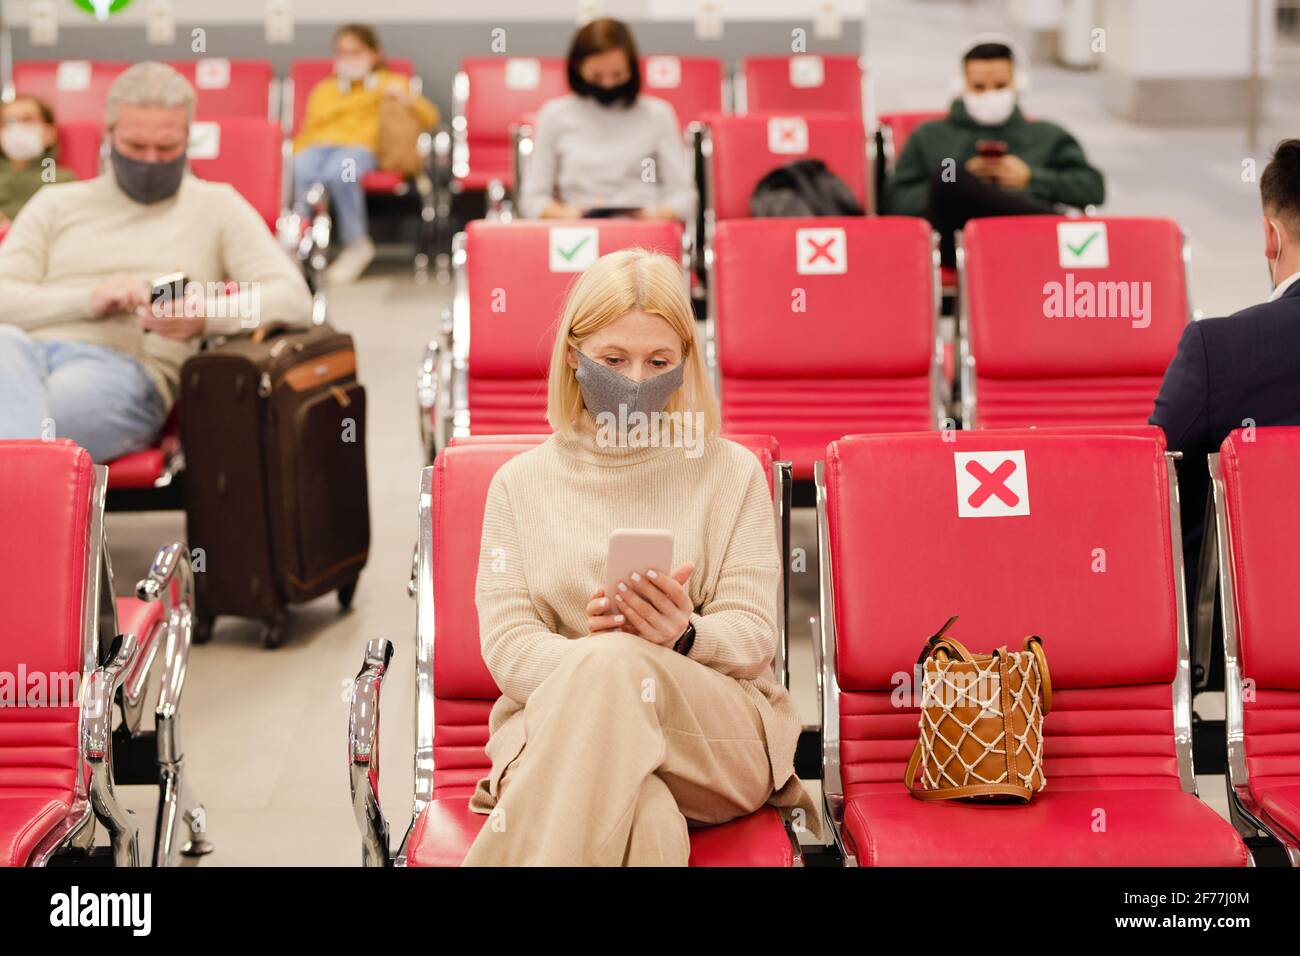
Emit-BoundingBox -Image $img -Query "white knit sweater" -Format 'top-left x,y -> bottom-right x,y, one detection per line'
472,417 -> 818,830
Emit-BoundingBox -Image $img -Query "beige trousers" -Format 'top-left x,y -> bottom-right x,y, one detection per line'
461,632 -> 776,866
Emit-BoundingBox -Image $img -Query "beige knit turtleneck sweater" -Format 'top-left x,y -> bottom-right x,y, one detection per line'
472,415 -> 819,832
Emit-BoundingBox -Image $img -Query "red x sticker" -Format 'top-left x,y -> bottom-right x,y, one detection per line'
954,450 -> 1030,517
795,227 -> 846,274
768,116 -> 809,155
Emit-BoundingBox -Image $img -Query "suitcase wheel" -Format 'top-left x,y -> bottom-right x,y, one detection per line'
262,614 -> 286,650
193,615 -> 215,645
338,580 -> 358,612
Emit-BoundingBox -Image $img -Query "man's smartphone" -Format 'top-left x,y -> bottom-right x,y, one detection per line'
605,528 -> 674,601
150,272 -> 187,311
975,140 -> 1008,159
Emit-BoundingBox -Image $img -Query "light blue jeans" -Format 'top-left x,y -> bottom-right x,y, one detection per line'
293,145 -> 377,246
0,326 -> 168,463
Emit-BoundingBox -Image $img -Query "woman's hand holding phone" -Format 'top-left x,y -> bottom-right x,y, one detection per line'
605,561 -> 695,647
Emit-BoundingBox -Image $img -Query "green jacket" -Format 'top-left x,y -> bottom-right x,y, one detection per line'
0,147 -> 77,221
885,100 -> 1105,216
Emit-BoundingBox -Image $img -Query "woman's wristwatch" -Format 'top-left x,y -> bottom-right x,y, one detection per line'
673,621 -> 696,656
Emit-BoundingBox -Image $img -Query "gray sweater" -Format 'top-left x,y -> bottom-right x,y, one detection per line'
518,93 -> 696,222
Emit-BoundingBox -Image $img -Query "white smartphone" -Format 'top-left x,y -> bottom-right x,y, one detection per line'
605,528 -> 674,601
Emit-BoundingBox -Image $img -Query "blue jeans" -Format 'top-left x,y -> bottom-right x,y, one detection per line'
0,326 -> 168,463
293,145 -> 377,246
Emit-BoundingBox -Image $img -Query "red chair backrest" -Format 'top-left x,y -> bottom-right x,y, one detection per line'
460,56 -> 569,148
461,219 -> 684,435
11,60 -> 129,122
704,111 -> 869,220
825,431 -> 1183,796
289,57 -> 413,135
0,440 -> 94,803
1218,427 -> 1300,791
165,58 -> 274,119
186,117 -> 283,231
55,120 -> 104,181
877,109 -> 946,168
740,55 -> 865,116
964,216 -> 1189,427
428,434 -> 778,796
638,55 -> 724,129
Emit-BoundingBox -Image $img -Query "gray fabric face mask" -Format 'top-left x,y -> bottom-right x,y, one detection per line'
574,349 -> 685,420
110,147 -> 187,204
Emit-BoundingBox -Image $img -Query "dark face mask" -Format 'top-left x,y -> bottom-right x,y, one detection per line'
573,75 -> 636,107
110,147 -> 187,204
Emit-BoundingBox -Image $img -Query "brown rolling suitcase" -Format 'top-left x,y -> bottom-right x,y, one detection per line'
180,322 -> 369,647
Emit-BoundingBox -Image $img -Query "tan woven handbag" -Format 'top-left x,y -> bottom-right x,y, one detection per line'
905,616 -> 1053,803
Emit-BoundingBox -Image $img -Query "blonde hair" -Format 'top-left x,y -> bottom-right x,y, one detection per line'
546,248 -> 720,439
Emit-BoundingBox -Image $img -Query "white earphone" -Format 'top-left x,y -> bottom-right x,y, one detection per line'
948,32 -> 1032,98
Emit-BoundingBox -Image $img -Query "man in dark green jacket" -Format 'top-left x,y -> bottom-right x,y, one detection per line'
886,40 -> 1105,266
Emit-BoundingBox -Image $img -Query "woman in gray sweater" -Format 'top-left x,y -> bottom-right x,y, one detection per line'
518,18 -> 696,223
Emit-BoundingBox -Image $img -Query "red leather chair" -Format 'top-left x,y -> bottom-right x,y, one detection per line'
816,430 -> 1250,866
736,55 -> 867,119
639,55 -> 726,130
450,57 -> 568,195
288,57 -> 435,278
875,109 -> 947,174
165,58 -> 275,119
420,219 -> 686,461
55,119 -> 105,181
1210,427 -> 1300,865
187,116 -> 285,232
0,440 -> 208,866
10,60 -> 129,121
700,111 -> 871,222
348,434 -> 800,866
710,217 -> 943,478
959,216 -> 1190,429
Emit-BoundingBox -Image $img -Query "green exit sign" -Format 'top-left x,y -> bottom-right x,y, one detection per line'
71,0 -> 134,20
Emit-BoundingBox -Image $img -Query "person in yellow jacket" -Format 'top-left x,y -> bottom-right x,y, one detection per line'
293,23 -> 438,284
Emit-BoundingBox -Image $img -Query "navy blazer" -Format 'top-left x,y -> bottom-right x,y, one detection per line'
1150,277 -> 1300,604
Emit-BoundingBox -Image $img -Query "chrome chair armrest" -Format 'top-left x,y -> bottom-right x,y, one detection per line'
350,638 -> 394,867
136,540 -> 193,610
83,633 -> 141,867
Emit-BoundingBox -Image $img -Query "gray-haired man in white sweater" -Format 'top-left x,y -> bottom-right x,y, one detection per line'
0,61 -> 312,461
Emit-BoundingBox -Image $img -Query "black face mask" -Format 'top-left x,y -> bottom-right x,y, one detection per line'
572,75 -> 636,107
110,147 -> 187,204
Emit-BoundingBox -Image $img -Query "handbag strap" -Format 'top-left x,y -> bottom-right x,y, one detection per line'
1024,635 -> 1053,715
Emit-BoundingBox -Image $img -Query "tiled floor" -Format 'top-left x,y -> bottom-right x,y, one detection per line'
98,0 -> 1297,864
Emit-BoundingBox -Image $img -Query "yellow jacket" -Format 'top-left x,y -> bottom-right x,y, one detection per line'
294,68 -> 438,155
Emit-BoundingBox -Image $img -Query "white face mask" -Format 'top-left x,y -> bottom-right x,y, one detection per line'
963,88 -> 1017,127
334,56 -> 372,81
1,122 -> 46,162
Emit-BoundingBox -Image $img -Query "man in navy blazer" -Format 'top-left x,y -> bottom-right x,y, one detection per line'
1151,139 -> 1300,614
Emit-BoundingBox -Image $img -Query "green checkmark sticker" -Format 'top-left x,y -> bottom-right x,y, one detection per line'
1066,231 -> 1100,257
557,236 -> 592,261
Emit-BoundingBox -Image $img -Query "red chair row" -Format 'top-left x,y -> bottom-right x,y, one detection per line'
348,433 -> 799,866
421,215 -> 1191,481
451,54 -> 869,201
0,440 -> 209,867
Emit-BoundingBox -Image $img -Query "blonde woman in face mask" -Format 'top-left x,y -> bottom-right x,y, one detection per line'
884,36 -> 1105,267
292,22 -> 438,285
0,96 -> 76,231
460,248 -> 819,866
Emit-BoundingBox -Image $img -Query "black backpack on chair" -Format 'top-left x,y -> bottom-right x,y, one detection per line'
748,159 -> 864,217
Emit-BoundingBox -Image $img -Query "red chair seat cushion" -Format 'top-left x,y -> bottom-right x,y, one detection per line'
406,796 -> 793,867
0,794 -> 71,867
105,446 -> 164,489
362,170 -> 408,193
843,789 -> 1249,867
1259,785 -> 1300,843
